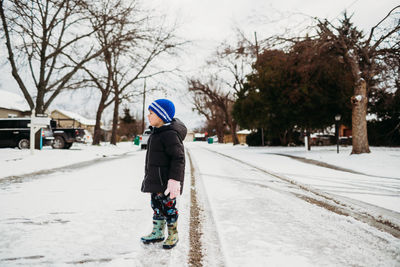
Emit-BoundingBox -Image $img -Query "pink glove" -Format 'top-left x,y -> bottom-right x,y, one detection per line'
164,179 -> 181,199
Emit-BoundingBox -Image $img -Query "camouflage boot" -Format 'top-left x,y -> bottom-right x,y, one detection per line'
141,219 -> 165,244
163,221 -> 179,249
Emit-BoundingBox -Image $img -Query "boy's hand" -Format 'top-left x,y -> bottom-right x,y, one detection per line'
164,179 -> 181,199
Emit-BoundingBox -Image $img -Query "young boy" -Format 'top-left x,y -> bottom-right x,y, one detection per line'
140,99 -> 187,249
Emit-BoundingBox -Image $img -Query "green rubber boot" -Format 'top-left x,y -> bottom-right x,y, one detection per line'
141,219 -> 165,244
163,222 -> 179,249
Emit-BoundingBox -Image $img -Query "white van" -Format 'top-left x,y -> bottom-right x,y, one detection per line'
140,129 -> 151,149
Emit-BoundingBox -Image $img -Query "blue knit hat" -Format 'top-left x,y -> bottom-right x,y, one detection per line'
148,99 -> 175,123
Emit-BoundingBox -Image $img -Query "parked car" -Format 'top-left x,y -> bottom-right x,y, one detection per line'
0,118 -> 54,149
339,136 -> 352,145
50,120 -> 85,149
140,129 -> 151,149
310,134 -> 336,146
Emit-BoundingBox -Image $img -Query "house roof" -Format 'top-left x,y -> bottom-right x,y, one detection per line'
52,109 -> 96,126
237,129 -> 251,135
0,90 -> 30,112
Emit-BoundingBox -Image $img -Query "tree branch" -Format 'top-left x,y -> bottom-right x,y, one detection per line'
0,0 -> 34,110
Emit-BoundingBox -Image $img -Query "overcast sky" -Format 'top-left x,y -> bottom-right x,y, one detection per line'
147,0 -> 399,129
1,0 -> 398,130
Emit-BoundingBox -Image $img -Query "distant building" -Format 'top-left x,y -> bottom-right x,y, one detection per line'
51,109 -> 96,135
224,129 -> 251,144
0,90 -> 30,118
184,131 -> 194,142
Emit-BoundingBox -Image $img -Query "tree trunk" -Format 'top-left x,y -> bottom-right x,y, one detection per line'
279,130 -> 288,146
216,127 -> 224,144
230,120 -> 240,145
35,88 -> 45,115
351,80 -> 370,154
93,95 -> 107,145
110,97 -> 120,145
306,129 -> 311,151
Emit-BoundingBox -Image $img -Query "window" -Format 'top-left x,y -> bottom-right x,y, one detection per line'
0,120 -> 13,128
17,120 -> 30,128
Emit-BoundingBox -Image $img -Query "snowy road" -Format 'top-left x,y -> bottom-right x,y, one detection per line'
187,143 -> 400,266
0,143 -> 399,266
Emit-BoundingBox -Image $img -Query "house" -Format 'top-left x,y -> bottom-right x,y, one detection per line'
0,90 -> 30,118
223,129 -> 251,144
339,124 -> 352,137
51,109 -> 96,135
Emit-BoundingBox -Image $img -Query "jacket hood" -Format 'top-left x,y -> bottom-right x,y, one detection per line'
152,118 -> 187,141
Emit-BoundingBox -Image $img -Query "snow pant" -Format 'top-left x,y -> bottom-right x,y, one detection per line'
151,193 -> 178,224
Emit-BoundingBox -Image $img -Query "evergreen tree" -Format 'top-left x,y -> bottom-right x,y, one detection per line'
118,108 -> 139,140
233,40 -> 354,145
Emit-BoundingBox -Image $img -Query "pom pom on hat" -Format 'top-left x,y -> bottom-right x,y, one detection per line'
148,99 -> 175,123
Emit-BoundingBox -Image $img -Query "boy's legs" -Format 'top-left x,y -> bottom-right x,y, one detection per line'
157,193 -> 179,249
141,193 -> 179,248
141,193 -> 167,244
159,194 -> 178,224
151,193 -> 168,220
151,193 -> 179,222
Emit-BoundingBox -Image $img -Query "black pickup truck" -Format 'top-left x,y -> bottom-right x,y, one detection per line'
0,118 -> 54,149
50,120 -> 85,149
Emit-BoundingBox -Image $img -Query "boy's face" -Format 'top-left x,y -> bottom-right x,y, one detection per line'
148,110 -> 164,127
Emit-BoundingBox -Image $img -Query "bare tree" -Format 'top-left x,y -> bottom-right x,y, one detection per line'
188,78 -> 239,144
83,0 -> 183,145
190,87 -> 226,142
0,0 -> 117,114
316,6 -> 400,154
211,33 -> 255,94
195,31 -> 259,145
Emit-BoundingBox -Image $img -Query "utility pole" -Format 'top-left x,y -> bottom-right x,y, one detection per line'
254,31 -> 259,59
141,79 -> 146,133
255,31 -> 264,147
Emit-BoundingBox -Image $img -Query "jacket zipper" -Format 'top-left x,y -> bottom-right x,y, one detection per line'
158,167 -> 164,186
143,135 -> 152,191
145,135 -> 152,172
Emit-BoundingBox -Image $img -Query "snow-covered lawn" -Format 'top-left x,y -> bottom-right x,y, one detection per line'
0,142 -> 140,179
251,145 -> 399,178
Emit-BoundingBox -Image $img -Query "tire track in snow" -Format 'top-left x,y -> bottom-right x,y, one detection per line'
203,147 -> 400,239
187,148 -> 227,267
0,151 -> 138,186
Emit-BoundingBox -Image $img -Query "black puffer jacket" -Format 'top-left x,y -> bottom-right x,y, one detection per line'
141,118 -> 187,194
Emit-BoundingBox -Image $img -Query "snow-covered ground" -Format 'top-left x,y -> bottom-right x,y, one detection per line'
0,143 -> 139,179
0,144 -> 191,266
198,143 -> 400,212
188,144 -> 400,266
0,142 -> 399,266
